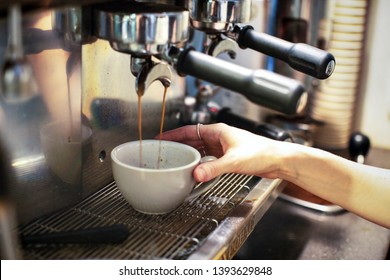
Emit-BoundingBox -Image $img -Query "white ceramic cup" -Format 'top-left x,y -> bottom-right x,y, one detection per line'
111,140 -> 219,214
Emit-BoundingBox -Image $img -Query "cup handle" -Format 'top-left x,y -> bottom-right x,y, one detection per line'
186,156 -> 221,201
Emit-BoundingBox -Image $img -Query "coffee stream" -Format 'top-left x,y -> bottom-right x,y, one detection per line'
137,84 -> 169,168
137,93 -> 143,167
157,86 -> 168,169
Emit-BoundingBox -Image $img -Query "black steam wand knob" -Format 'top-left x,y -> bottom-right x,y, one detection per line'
348,132 -> 370,164
233,25 -> 336,80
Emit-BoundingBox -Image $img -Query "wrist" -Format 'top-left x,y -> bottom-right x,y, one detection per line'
273,141 -> 307,182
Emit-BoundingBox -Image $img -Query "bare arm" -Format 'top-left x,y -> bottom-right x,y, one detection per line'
278,141 -> 390,228
160,123 -> 390,228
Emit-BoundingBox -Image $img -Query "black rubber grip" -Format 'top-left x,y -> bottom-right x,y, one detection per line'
177,49 -> 307,116
20,224 -> 129,247
216,108 -> 258,132
237,26 -> 335,80
217,108 -> 293,141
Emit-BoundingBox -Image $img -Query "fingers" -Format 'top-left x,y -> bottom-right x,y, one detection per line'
158,124 -> 249,182
159,123 -> 231,159
160,123 -> 229,142
158,125 -> 199,142
159,125 -> 229,182
194,156 -> 232,182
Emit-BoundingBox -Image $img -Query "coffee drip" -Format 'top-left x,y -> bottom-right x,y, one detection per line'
157,85 -> 169,169
137,83 -> 170,169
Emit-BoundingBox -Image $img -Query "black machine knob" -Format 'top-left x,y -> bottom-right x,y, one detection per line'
235,26 -> 336,80
348,132 -> 370,164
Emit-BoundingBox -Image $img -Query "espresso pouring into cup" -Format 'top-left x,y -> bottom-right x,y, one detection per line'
111,140 -> 219,214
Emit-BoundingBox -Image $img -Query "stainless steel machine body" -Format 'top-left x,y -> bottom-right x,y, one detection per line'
0,0 -> 334,259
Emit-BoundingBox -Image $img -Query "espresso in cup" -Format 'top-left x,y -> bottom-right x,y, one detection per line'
111,140 -> 218,214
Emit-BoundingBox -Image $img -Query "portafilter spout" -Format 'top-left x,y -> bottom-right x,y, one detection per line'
132,57 -> 172,97
92,1 -> 188,96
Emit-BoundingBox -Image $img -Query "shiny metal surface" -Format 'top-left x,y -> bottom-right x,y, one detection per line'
0,7 -> 84,224
0,0 -> 351,261
205,35 -> 237,58
51,7 -> 85,51
81,39 -> 185,196
93,2 -> 189,55
189,178 -> 284,259
0,3 -> 186,225
1,5 -> 38,103
189,0 -> 251,33
135,60 -> 172,96
279,192 -> 344,213
18,174 -> 282,259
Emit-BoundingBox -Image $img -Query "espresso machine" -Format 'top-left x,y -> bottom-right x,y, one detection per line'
0,0 -> 334,259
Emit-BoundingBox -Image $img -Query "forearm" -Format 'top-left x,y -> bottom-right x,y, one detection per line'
277,142 -> 390,228
160,124 -> 390,228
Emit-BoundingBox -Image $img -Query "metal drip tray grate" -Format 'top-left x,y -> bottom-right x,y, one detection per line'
19,173 -> 260,259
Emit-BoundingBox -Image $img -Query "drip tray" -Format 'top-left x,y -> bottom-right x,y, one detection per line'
19,173 -> 273,260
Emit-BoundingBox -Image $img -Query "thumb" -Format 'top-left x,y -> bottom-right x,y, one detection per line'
194,157 -> 232,182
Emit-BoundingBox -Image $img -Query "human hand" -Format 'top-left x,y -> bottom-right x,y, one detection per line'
161,124 -> 390,229
159,123 -> 283,182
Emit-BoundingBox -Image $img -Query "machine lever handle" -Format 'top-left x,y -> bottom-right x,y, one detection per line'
255,124 -> 293,142
236,26 -> 335,80
177,49 -> 307,116
216,108 -> 293,142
